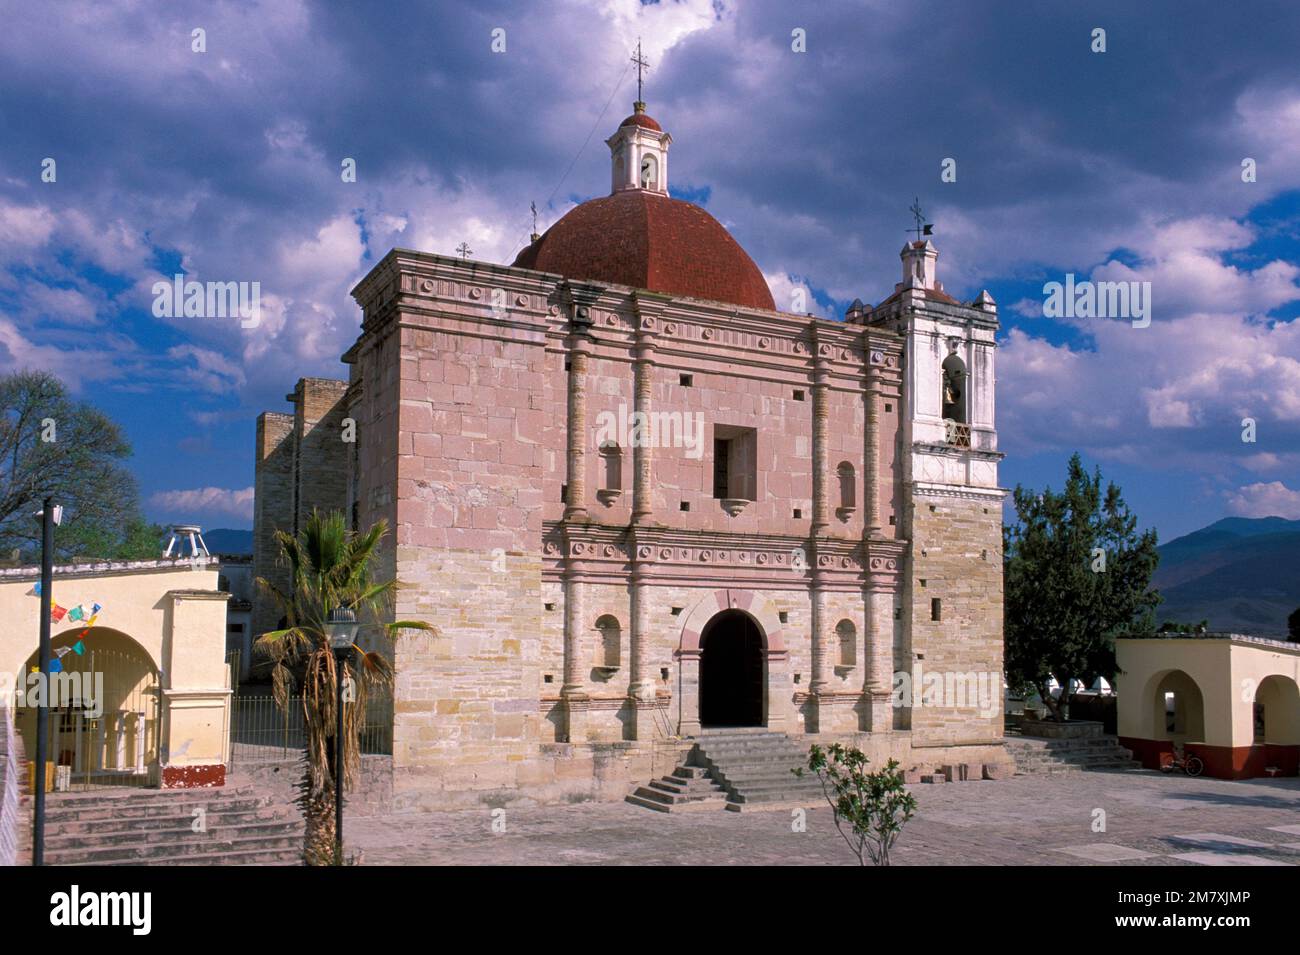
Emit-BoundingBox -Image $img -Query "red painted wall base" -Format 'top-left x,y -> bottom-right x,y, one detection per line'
161,763 -> 226,788
1120,737 -> 1299,779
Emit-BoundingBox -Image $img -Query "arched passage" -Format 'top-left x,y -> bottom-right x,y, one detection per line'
1149,669 -> 1205,744
18,627 -> 161,790
1254,676 -> 1300,745
699,610 -> 765,727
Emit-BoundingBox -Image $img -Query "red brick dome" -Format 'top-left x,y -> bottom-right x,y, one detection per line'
512,191 -> 775,311
619,110 -> 662,131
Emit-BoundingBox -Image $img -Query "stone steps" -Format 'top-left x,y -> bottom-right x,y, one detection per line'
1005,736 -> 1141,775
42,782 -> 304,865
628,731 -> 825,812
625,766 -> 731,813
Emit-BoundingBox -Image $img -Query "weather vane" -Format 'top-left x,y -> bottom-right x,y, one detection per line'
530,201 -> 538,236
909,196 -> 933,243
456,242 -> 473,260
631,38 -> 650,103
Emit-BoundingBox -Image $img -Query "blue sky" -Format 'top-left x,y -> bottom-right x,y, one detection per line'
1,0 -> 1297,542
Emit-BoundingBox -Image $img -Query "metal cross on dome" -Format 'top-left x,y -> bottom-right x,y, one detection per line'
456,242 -> 473,260
909,197 -> 933,244
631,39 -> 650,102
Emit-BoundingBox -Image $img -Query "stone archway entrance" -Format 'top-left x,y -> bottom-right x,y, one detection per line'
699,610 -> 764,727
18,628 -> 161,790
675,590 -> 792,737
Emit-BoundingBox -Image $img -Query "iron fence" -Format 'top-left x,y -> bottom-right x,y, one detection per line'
17,646 -> 160,791
228,690 -> 393,768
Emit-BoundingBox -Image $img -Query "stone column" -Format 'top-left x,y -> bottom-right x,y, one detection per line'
811,345 -> 831,533
628,566 -> 657,739
864,588 -> 894,731
560,569 -> 589,742
864,353 -> 882,535
564,331 -> 591,521
628,301 -> 660,739
676,648 -> 702,737
807,337 -> 832,732
134,711 -> 147,774
862,348 -> 892,730
95,716 -> 106,771
73,713 -> 84,773
114,712 -> 127,770
631,337 -> 655,524
806,576 -> 838,735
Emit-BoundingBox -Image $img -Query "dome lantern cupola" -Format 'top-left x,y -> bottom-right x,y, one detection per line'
608,101 -> 672,195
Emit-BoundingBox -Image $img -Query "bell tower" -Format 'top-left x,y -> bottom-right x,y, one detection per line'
888,233 -> 1008,747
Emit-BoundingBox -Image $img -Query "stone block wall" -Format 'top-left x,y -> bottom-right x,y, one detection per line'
387,319 -> 550,806
251,379 -> 351,644
291,377 -> 351,533
242,755 -> 393,817
905,494 -> 1004,745
253,411 -> 294,640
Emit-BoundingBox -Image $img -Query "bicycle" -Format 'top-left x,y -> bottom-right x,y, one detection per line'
1160,745 -> 1204,777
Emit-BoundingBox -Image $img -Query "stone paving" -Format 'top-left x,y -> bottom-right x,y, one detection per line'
348,769 -> 1300,865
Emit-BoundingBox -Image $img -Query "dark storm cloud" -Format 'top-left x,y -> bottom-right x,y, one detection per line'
0,0 -> 1297,526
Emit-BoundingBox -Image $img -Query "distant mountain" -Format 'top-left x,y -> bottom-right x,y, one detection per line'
1153,517 -> 1300,637
203,528 -> 253,555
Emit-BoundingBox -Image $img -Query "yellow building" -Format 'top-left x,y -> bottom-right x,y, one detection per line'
0,557 -> 230,789
1116,634 -> 1300,779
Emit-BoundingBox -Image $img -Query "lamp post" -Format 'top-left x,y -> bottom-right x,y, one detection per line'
325,606 -> 358,866
32,498 -> 61,867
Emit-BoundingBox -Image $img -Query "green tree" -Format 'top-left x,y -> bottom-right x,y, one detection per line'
0,369 -> 157,560
1004,453 -> 1160,721
795,743 -> 917,866
255,510 -> 432,866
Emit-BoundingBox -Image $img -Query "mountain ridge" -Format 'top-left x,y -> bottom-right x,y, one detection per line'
1153,516 -> 1299,636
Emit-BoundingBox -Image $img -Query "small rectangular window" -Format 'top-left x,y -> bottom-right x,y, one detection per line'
712,425 -> 757,500
713,438 -> 731,499
680,501 -> 690,512
680,373 -> 694,387
793,389 -> 805,401
931,598 -> 942,622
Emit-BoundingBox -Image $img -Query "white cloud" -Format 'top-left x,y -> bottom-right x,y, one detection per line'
149,486 -> 255,520
999,214 -> 1300,467
1224,481 -> 1300,519
763,271 -> 830,317
0,200 -> 56,252
166,344 -> 247,393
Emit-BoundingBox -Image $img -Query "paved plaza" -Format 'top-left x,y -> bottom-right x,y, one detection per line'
349,770 -> 1300,866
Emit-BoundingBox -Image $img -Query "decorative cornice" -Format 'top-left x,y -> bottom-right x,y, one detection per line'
909,482 -> 1008,502
543,521 -> 906,587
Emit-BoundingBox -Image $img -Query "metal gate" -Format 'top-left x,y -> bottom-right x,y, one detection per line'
21,646 -> 161,791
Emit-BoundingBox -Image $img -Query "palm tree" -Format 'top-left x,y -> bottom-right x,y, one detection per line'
255,509 -> 431,865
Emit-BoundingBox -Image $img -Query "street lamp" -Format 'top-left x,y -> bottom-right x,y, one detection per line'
32,497 -> 61,866
324,606 -> 358,866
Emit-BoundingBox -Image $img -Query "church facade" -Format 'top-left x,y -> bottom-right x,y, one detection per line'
253,102 -> 1010,809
